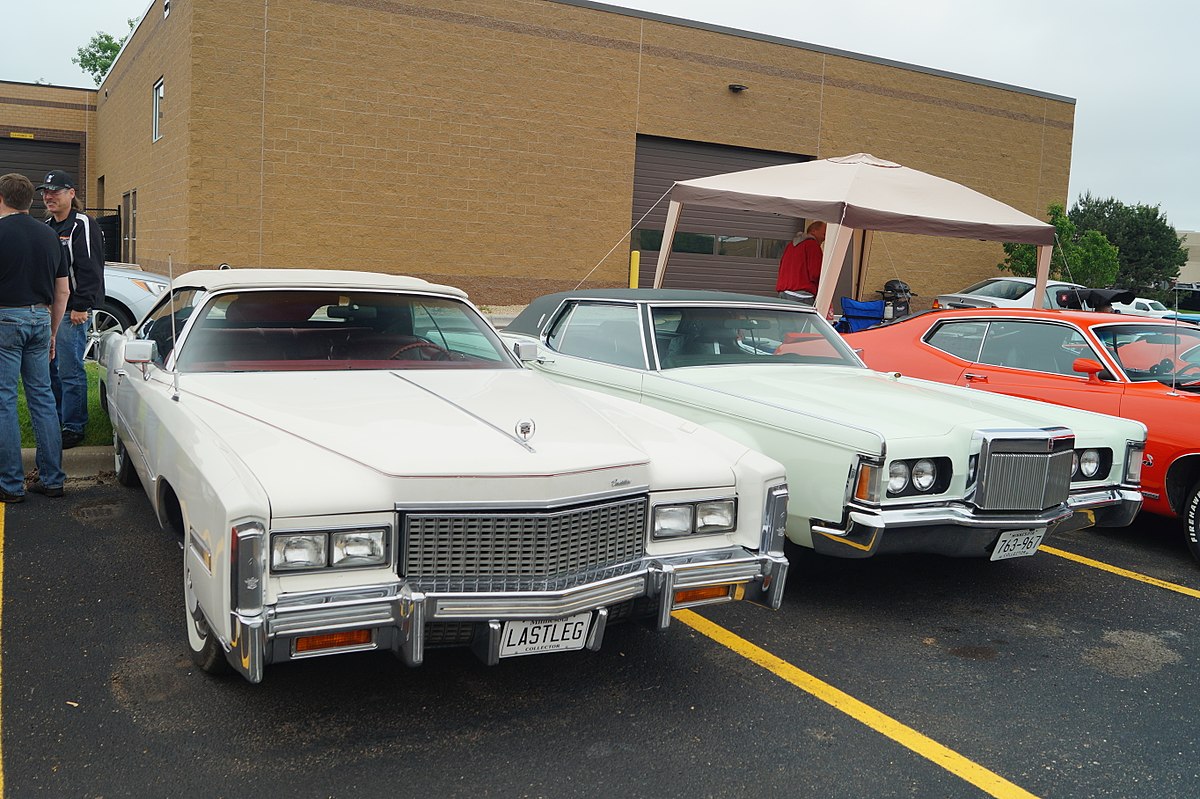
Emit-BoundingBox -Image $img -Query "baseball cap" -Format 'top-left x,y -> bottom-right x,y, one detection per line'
37,170 -> 76,191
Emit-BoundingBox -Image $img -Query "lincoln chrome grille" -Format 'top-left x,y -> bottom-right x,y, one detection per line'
402,496 -> 648,582
973,430 -> 1074,511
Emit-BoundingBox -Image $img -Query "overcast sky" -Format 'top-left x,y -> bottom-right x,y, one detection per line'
4,0 -> 1196,230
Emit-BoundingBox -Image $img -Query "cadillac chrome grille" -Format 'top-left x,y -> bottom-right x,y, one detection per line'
973,430 -> 1074,511
402,496 -> 648,584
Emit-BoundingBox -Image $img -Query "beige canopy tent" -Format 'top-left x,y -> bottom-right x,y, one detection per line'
651,153 -> 1057,316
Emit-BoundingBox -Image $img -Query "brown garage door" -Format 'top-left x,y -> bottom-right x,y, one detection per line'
631,136 -> 808,295
0,138 -> 81,219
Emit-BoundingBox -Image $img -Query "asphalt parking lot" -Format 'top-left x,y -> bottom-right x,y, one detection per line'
2,469 -> 1199,798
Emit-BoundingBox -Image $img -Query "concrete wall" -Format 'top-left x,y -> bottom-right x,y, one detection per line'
0,81 -> 96,204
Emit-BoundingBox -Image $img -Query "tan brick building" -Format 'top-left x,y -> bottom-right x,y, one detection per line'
1,0 -> 1074,306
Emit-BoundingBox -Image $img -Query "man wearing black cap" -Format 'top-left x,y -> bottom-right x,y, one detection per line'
37,169 -> 105,449
0,173 -> 69,501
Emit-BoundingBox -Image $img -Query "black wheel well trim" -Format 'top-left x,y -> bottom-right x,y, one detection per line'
157,478 -> 186,538
1164,455 -> 1200,515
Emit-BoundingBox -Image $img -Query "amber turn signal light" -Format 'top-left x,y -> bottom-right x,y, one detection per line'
674,585 -> 733,606
295,629 -> 373,653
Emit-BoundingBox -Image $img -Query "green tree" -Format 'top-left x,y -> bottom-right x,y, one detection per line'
72,18 -> 136,86
1069,192 -> 1186,290
998,202 -> 1120,288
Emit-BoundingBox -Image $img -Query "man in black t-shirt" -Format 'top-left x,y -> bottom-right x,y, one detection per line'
0,173 -> 70,501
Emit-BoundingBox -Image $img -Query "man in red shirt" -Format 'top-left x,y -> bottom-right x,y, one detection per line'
775,220 -> 827,299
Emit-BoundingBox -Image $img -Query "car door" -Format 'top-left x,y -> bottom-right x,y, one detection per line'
534,301 -> 646,401
939,319 -> 1124,416
107,288 -> 203,481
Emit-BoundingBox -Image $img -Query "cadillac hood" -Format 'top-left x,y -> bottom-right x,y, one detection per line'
172,369 -> 739,514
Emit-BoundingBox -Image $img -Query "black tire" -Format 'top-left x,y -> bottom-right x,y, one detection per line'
113,434 -> 140,487
85,300 -> 134,362
185,562 -> 232,675
1186,483 -> 1200,564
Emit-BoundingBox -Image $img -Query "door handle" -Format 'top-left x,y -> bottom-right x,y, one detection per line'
963,373 -> 989,383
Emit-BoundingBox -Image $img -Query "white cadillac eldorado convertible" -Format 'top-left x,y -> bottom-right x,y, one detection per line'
98,271 -> 789,683
500,290 -> 1148,561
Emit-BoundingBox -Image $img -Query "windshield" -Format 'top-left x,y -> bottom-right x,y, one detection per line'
650,305 -> 862,368
172,289 -> 513,372
959,280 -> 1033,301
1094,324 -> 1200,386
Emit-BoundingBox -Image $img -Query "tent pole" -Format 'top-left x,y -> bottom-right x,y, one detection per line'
652,200 -> 683,289
1034,245 -> 1052,309
814,222 -> 853,318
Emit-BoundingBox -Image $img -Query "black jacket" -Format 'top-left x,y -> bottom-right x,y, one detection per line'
47,209 -> 105,313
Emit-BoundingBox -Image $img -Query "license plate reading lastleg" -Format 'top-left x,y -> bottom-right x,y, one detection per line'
990,528 -> 1046,561
499,612 -> 592,658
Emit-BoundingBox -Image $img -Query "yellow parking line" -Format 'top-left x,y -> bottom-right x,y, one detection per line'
674,609 -> 1040,799
1041,545 -> 1200,598
1,505 -> 6,795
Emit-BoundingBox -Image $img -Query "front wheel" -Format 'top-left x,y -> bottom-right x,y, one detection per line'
185,561 -> 232,675
1186,484 -> 1200,564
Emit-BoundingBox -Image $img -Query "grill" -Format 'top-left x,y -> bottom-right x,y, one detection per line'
974,431 -> 1074,511
402,496 -> 648,586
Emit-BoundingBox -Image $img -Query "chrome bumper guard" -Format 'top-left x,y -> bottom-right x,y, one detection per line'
228,547 -> 787,682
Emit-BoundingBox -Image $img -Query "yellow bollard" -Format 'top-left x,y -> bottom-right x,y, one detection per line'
629,250 -> 640,289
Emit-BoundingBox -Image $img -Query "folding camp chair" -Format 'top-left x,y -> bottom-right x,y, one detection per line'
837,297 -> 886,333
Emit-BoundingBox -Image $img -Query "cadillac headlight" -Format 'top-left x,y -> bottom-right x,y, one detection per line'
888,461 -> 910,494
911,459 -> 937,492
695,500 -> 737,534
271,527 -> 390,571
653,505 -> 695,538
331,529 -> 387,567
653,499 -> 737,539
272,534 -> 326,571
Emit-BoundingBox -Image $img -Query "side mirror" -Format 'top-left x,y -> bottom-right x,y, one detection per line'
124,339 -> 157,365
1072,357 -> 1108,383
513,341 -> 539,362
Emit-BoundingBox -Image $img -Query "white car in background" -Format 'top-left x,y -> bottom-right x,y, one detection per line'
1111,297 -> 1173,317
933,277 -> 1086,310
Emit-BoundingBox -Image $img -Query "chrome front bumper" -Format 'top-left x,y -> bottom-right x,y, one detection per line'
1060,485 -> 1143,532
227,548 -> 788,683
810,500 -> 1076,558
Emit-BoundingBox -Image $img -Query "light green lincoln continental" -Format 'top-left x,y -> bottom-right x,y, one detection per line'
501,290 -> 1147,561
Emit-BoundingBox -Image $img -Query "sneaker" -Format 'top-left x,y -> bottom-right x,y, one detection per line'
27,481 -> 64,498
0,488 -> 24,503
61,429 -> 85,450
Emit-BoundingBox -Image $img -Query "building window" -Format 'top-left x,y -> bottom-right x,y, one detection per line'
152,79 -> 165,141
164,0 -> 170,17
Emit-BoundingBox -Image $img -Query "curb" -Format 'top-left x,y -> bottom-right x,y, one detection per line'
22,445 -> 113,480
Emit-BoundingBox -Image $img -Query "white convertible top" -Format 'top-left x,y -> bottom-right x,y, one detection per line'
170,269 -> 468,298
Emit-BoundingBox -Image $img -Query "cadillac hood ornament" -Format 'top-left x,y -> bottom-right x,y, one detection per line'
515,418 -> 536,441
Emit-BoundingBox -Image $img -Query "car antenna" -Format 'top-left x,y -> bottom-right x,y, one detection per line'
168,253 -> 180,401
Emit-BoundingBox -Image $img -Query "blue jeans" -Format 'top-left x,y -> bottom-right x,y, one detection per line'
0,306 -> 65,494
50,311 -> 90,435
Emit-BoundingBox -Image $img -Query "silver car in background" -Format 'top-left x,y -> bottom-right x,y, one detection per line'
89,263 -> 170,358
